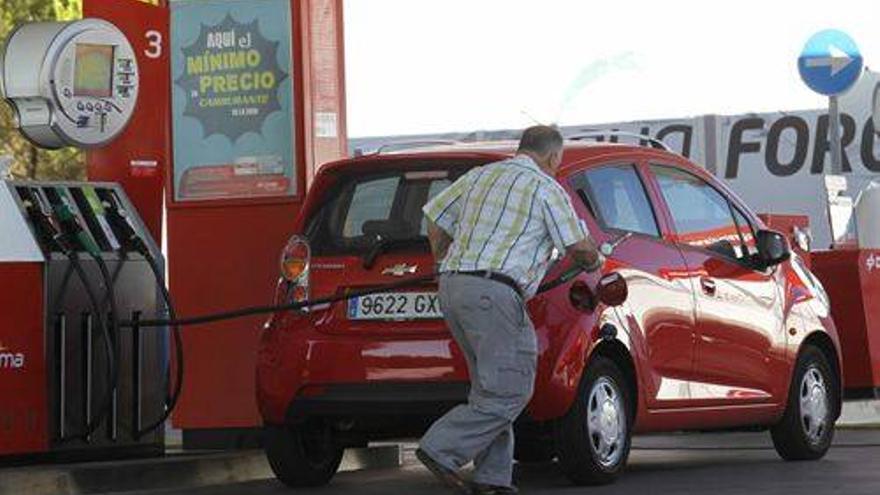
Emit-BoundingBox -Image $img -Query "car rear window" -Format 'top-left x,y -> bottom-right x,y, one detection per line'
306,166 -> 469,256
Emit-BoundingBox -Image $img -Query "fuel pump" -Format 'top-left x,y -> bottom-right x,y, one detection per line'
0,18 -> 169,457
0,181 -> 167,457
17,186 -> 118,443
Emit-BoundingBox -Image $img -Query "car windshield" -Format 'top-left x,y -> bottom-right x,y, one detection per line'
306,166 -> 469,256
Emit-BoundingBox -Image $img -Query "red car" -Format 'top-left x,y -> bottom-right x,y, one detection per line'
256,140 -> 842,487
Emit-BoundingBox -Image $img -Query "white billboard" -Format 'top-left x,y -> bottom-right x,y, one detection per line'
552,72 -> 880,249
351,72 -> 880,249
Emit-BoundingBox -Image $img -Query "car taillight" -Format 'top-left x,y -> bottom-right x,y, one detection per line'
281,235 -> 310,283
276,235 -> 310,309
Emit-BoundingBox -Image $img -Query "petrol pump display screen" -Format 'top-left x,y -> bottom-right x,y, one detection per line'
73,43 -> 115,98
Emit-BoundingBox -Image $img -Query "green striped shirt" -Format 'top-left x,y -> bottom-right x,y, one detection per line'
423,155 -> 588,298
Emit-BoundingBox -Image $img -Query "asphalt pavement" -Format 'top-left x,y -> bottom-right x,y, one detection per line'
120,431 -> 880,495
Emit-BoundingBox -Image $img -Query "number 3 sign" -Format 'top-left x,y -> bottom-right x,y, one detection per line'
145,30 -> 163,59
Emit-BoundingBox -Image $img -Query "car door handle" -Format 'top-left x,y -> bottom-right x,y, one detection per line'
700,277 -> 717,296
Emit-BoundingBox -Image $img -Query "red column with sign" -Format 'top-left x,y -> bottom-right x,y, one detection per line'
84,0 -> 170,244
82,0 -> 346,441
165,0 -> 347,438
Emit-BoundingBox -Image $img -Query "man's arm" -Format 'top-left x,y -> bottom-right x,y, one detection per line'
426,219 -> 454,263
540,184 -> 604,273
422,169 -> 477,267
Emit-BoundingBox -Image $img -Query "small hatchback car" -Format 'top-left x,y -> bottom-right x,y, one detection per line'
256,140 -> 841,487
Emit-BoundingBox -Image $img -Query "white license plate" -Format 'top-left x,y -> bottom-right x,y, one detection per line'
347,292 -> 441,320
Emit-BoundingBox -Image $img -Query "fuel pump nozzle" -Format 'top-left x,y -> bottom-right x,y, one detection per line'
19,189 -> 65,253
99,191 -> 149,255
50,192 -> 101,257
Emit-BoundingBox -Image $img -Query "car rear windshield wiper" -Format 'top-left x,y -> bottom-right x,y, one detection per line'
363,237 -> 391,269
362,237 -> 426,269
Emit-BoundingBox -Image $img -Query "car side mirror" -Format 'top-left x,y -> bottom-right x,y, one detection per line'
756,230 -> 791,268
596,272 -> 628,307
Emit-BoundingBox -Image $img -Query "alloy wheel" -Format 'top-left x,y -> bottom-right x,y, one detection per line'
586,377 -> 626,468
799,366 -> 829,445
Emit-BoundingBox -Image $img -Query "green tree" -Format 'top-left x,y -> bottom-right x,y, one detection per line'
1,0 -> 85,180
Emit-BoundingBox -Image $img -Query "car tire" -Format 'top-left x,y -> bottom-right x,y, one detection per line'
264,421 -> 344,488
555,356 -> 632,485
771,345 -> 837,461
514,437 -> 556,463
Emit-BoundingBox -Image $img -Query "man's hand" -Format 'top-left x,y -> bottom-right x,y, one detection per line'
567,238 -> 605,273
427,219 -> 454,266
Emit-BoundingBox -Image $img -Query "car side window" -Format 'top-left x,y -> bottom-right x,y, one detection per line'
651,165 -> 752,263
573,165 -> 660,237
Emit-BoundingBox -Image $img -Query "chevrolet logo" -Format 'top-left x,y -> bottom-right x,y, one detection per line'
382,263 -> 418,277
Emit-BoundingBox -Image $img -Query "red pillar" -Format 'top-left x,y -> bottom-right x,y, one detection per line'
84,0 -> 170,244
83,0 -> 347,438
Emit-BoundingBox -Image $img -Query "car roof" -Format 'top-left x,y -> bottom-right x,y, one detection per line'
319,140 -> 690,177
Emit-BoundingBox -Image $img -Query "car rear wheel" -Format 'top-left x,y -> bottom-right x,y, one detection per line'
555,356 -> 632,485
771,346 -> 837,461
264,420 -> 344,488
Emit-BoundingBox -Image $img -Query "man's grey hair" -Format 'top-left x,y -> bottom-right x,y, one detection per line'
517,125 -> 564,157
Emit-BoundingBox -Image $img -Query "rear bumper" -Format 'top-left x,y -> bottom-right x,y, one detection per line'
287,382 -> 469,420
256,314 -> 470,425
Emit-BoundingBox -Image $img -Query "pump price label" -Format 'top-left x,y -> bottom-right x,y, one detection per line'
347,292 -> 442,321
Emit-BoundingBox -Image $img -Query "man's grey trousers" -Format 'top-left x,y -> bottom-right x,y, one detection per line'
419,273 -> 538,488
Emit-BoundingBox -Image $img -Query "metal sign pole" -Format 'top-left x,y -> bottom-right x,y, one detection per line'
829,95 -> 843,174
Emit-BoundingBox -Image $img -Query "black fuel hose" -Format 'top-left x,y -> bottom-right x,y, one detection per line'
121,265 -> 587,330
23,199 -> 117,443
98,199 -> 185,438
55,232 -> 120,441
133,248 -> 184,439
109,261 -> 587,436
91,255 -> 122,433
61,254 -> 118,443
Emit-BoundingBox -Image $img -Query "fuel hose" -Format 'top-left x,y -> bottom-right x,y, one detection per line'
134,247 -> 184,439
121,264 -> 587,330
110,261 -> 588,435
50,198 -> 122,443
64,255 -> 118,443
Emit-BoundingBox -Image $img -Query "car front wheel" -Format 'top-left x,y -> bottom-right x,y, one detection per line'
555,356 -> 632,485
264,420 -> 344,488
771,345 -> 837,461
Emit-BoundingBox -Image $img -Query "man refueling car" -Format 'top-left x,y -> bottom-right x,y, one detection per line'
416,126 -> 605,495
257,128 -> 841,491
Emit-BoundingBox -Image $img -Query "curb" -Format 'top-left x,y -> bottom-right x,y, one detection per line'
0,446 -> 401,495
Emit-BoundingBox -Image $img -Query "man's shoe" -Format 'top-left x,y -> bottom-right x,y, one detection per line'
415,448 -> 471,494
469,483 -> 520,495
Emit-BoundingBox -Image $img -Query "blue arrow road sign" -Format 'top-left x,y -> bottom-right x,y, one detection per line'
798,30 -> 863,96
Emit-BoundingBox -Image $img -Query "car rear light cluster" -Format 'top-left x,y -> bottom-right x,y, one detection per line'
276,235 -> 310,308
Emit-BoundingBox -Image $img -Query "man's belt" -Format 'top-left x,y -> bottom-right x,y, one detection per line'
448,270 -> 524,299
